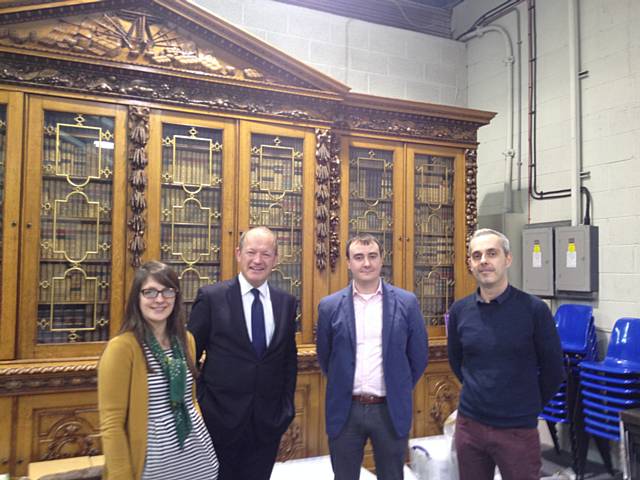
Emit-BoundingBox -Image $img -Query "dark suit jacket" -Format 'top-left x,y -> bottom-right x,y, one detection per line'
188,277 -> 298,446
316,282 -> 428,439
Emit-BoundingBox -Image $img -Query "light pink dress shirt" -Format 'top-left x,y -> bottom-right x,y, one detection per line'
352,281 -> 386,397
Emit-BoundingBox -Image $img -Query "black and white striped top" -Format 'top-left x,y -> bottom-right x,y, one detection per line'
142,344 -> 219,480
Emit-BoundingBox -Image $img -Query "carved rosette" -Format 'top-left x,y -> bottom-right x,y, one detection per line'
277,420 -> 302,462
42,415 -> 101,460
128,106 -> 150,267
464,149 -> 478,268
314,129 -> 340,272
429,378 -> 460,432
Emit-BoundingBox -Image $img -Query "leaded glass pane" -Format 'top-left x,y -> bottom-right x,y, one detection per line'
0,105 -> 6,309
249,134 -> 303,331
348,147 -> 394,280
413,154 -> 455,328
160,124 -> 223,317
38,112 -> 114,343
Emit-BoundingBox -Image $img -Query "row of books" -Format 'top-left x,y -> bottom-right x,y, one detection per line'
414,183 -> 453,204
161,145 -> 224,187
43,135 -> 115,179
160,187 -> 223,220
38,263 -> 111,303
37,302 -> 110,344
161,225 -> 221,261
250,155 -> 303,193
41,178 -> 113,219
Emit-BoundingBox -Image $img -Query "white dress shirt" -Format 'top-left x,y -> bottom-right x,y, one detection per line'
238,273 -> 276,347
352,280 -> 386,397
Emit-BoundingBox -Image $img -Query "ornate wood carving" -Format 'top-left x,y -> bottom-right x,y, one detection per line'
40,414 -> 101,460
0,11 -> 267,81
276,420 -> 302,462
0,365 -> 97,396
429,378 -> 460,431
314,128 -> 341,272
328,132 -> 341,271
335,107 -> 479,144
464,149 -> 478,268
128,105 -> 149,267
0,54 -> 333,123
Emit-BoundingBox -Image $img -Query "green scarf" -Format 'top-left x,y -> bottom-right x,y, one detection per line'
146,333 -> 192,449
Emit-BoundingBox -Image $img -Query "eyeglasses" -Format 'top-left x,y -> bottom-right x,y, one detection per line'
140,288 -> 177,299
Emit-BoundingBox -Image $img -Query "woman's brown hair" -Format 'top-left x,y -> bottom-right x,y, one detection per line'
119,260 -> 198,377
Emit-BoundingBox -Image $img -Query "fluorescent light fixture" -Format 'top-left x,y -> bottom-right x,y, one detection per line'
93,140 -> 115,150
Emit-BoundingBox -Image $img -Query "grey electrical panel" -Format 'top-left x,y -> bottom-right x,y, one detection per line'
522,227 -> 555,297
555,225 -> 599,293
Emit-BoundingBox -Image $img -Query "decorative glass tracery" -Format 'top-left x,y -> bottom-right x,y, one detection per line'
348,147 -> 394,280
160,124 -> 223,316
413,154 -> 455,328
249,134 -> 303,330
38,112 -> 114,343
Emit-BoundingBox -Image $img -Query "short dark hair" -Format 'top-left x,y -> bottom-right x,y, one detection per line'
345,233 -> 383,259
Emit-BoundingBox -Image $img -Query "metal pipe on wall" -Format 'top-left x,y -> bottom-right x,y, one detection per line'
459,24 -> 516,213
568,0 -> 583,226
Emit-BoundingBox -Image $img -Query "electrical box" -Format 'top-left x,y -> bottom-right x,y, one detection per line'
555,225 -> 599,293
522,226 -> 555,297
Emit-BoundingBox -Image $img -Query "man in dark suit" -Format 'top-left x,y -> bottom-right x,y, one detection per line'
317,233 -> 428,480
188,226 -> 298,480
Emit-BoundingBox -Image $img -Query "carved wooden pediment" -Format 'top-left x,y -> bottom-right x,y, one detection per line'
0,0 -> 349,94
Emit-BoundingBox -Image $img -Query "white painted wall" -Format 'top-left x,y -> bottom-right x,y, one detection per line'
453,0 -> 640,334
193,0 -> 467,105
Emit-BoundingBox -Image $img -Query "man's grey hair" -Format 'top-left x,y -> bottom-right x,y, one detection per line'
238,226 -> 278,254
469,228 -> 511,255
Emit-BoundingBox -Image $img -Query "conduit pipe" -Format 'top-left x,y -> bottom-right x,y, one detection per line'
568,0 -> 582,226
459,25 -> 515,213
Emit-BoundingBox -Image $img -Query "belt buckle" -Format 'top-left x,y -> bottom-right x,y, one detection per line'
363,394 -> 376,403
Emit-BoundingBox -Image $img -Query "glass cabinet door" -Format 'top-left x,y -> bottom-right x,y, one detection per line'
239,122 -> 316,344
406,146 -> 463,339
147,113 -> 236,317
339,138 -> 405,289
0,91 -> 23,360
19,97 -> 127,358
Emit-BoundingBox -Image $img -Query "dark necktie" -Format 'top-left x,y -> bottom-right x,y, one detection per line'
251,288 -> 266,358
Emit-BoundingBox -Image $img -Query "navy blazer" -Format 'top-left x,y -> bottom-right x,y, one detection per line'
316,282 -> 428,439
188,277 -> 298,445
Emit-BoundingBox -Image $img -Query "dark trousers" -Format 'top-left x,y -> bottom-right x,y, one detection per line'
328,400 -> 407,480
455,413 -> 541,480
212,424 -> 280,480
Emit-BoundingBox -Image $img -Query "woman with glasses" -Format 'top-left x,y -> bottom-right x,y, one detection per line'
98,261 -> 218,480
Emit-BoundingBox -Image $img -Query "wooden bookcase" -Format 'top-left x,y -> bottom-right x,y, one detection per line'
0,0 -> 494,476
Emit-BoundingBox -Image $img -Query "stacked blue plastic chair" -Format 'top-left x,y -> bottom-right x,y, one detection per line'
577,317 -> 640,478
540,304 -> 597,478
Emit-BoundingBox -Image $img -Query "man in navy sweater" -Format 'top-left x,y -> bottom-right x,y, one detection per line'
447,228 -> 564,480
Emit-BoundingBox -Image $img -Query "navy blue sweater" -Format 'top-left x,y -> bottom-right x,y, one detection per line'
447,285 -> 565,428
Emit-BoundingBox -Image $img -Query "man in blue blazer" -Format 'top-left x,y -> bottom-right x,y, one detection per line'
317,233 -> 428,480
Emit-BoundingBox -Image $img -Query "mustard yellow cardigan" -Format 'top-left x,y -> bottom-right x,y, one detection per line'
98,331 -> 199,480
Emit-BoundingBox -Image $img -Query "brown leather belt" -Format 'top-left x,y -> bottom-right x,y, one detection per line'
352,394 -> 386,405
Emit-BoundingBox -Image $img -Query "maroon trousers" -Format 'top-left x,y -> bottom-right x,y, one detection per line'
455,413 -> 541,480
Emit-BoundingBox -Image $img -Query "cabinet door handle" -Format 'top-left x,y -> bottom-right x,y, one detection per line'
10,221 -> 17,227
26,222 -> 32,229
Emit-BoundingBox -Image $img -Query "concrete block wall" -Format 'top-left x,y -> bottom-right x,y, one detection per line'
194,0 -> 467,105
454,0 -> 640,332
